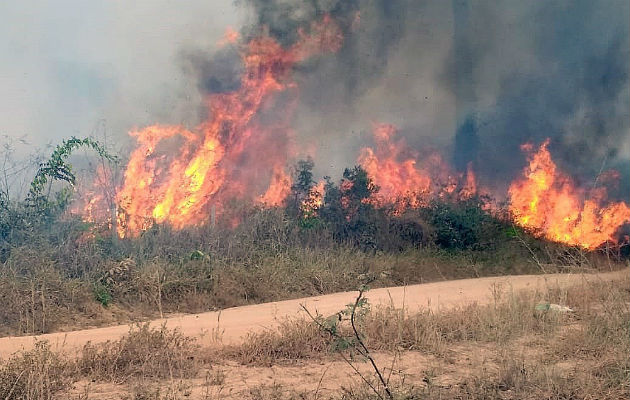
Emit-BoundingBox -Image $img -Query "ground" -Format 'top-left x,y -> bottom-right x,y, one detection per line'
1,268 -> 627,399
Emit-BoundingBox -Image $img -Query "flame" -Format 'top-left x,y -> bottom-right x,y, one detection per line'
218,26 -> 239,47
358,123 -> 477,210
508,139 -> 630,249
70,165 -> 116,225
72,16 -> 627,251
300,180 -> 325,217
460,162 -> 477,199
116,17 -> 343,237
259,165 -> 291,206
359,123 -> 432,207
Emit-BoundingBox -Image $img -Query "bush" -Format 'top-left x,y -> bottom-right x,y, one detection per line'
0,250 -> 96,335
77,323 -> 199,382
0,341 -> 70,399
422,198 -> 508,250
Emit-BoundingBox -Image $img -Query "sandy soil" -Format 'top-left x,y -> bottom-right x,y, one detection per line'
67,349 -> 485,399
0,269 -> 625,360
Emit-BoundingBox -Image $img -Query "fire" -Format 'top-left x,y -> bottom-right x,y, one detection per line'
259,165 -> 291,206
218,26 -> 239,47
301,180 -> 325,217
71,15 -> 627,251
358,123 -> 477,210
460,162 -> 477,199
508,139 -> 630,249
116,17 -> 343,237
71,165 -> 116,226
359,124 -> 432,207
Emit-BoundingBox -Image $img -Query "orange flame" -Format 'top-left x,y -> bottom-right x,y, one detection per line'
358,123 -> 477,210
300,180 -> 325,217
70,165 -> 116,225
217,26 -> 239,47
359,123 -> 432,207
508,139 -> 630,249
116,17 -> 343,237
259,165 -> 292,206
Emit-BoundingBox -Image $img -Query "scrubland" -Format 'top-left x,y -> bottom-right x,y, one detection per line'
1,159 -> 628,399
0,270 -> 626,399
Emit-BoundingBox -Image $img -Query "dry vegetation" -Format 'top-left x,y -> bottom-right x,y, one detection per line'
1,150 -> 628,398
3,148 -> 627,338
0,271 -> 626,399
1,204 -> 625,337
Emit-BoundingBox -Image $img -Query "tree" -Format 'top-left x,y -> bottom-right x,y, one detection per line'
320,166 -> 380,247
286,158 -> 315,219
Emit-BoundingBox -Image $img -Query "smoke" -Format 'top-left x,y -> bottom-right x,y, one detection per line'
454,1 -> 630,199
0,0 -> 243,155
186,0 -> 627,199
2,1 -> 627,200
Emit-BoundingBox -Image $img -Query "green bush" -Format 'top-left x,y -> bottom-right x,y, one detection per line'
93,282 -> 113,307
422,198 -> 508,251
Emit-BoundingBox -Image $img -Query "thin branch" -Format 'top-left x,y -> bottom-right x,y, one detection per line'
350,288 -> 393,399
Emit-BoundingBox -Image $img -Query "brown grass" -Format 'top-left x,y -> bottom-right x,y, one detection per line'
232,285 -> 573,364
0,274 -> 626,399
225,275 -> 629,399
76,323 -> 200,383
0,341 -> 70,400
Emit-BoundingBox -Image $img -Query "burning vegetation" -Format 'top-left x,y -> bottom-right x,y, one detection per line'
64,14 -> 628,252
508,140 -> 630,250
115,16 -> 342,238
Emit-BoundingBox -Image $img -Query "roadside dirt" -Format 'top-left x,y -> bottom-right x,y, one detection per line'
66,350 -> 478,399
1,269 -> 625,360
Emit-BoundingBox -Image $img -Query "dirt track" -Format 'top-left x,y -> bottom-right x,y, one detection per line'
0,269 -> 626,359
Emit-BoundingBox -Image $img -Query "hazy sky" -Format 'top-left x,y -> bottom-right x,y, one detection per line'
0,0 -> 242,151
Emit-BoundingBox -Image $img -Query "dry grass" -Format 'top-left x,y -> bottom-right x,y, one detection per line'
226,275 -> 629,399
233,286 -> 572,364
0,274 -> 626,399
0,341 -> 70,400
76,323 -> 200,383
0,250 -> 100,335
1,232 -> 623,338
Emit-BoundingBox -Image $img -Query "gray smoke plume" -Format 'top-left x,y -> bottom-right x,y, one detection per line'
184,0 -> 630,199
453,1 -> 630,199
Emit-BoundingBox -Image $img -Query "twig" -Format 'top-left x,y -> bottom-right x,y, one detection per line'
512,224 -> 547,273
350,288 -> 393,399
301,287 -> 394,400
314,362 -> 333,399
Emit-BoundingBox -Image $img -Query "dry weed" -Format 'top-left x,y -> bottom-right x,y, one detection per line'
77,323 -> 199,383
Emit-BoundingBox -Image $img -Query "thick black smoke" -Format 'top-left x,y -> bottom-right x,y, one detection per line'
188,0 -> 629,200
455,1 -> 630,199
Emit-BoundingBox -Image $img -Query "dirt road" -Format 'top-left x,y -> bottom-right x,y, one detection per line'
0,269 -> 626,359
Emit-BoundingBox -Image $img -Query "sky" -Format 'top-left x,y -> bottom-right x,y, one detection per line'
0,0 -> 242,152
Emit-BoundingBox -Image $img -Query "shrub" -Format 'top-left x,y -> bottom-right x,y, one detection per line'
0,341 -> 70,400
77,323 -> 199,382
422,198 -> 508,250
0,251 -> 95,335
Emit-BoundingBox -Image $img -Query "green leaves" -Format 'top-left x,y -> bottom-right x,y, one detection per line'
93,282 -> 113,307
27,136 -> 117,216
